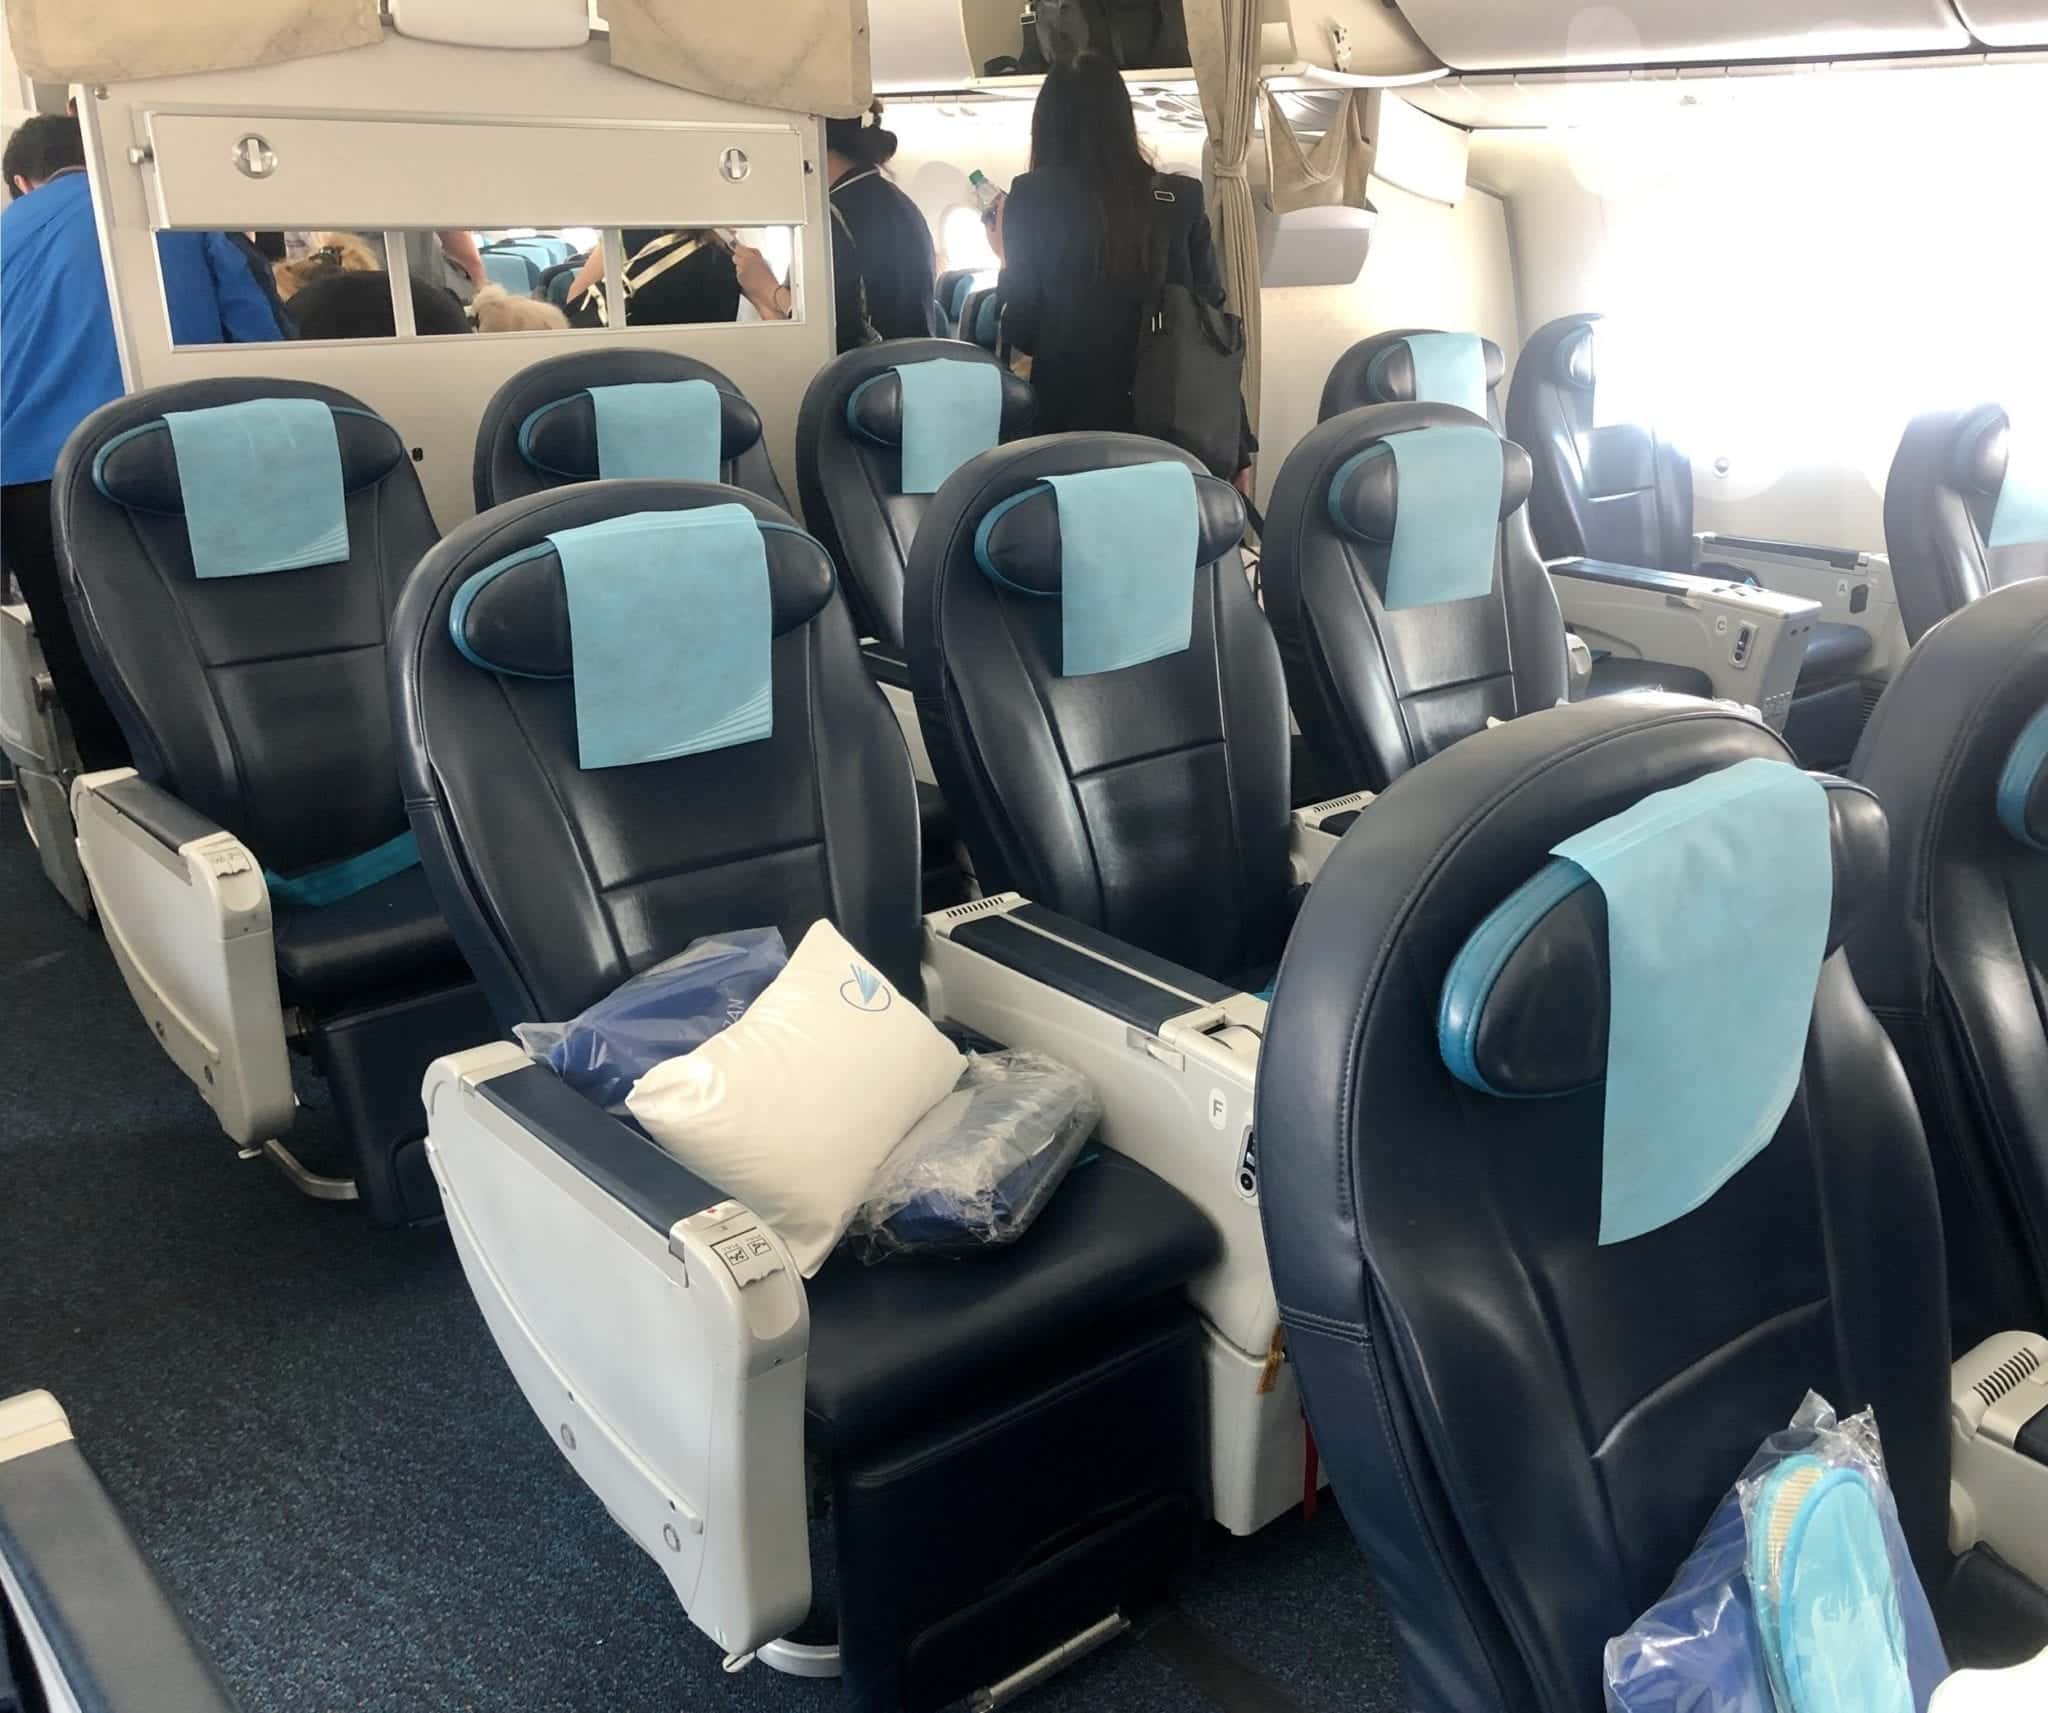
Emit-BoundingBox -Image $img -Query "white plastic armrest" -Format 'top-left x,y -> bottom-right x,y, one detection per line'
1949,1332 -> 2048,1587
69,769 -> 292,1145
922,896 -> 1320,1535
1290,791 -> 1374,885
422,1043 -> 810,1659
1564,630 -> 1595,699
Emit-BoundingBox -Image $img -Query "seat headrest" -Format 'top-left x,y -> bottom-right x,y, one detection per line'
1997,708 -> 2048,852
1327,427 -> 1534,542
1554,323 -> 1597,391
973,469 -> 1246,593
1366,333 -> 1506,407
1440,774 -> 1882,1097
846,362 -> 1034,449
91,405 -> 405,515
1948,407 -> 2010,497
451,511 -> 834,678
518,385 -> 763,481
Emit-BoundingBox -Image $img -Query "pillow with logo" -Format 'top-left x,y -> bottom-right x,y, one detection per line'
625,918 -> 964,1274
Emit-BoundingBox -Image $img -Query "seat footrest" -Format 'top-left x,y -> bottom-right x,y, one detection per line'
833,1307 -> 1205,1713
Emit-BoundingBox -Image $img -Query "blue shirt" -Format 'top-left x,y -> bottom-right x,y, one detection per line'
2,171 -> 287,486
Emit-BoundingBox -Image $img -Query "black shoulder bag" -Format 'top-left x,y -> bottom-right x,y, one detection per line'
1130,188 -> 1247,479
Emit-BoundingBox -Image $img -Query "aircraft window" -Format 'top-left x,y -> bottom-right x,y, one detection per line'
162,224 -> 804,346
940,204 -> 999,273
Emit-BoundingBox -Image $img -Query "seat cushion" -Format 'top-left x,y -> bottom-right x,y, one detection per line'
272,864 -> 470,1013
1803,621 -> 1873,681
1587,655 -> 1716,698
803,1151 -> 1219,1457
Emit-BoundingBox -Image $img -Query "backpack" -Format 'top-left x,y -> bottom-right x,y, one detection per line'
1131,188 -> 1246,479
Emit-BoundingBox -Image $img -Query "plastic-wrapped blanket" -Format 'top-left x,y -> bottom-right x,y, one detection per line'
1604,1391 -> 1947,1712
848,1051 -> 1101,1260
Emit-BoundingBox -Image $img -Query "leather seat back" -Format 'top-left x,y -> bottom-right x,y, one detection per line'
1884,404 -> 2047,643
904,433 -> 1293,984
1849,575 -> 2048,1344
932,268 -> 979,336
52,378 -> 437,877
1259,695 -> 1951,1712
958,287 -> 1001,352
1262,402 -> 1569,793
1319,328 -> 1507,428
472,349 -> 788,513
1505,311 -> 1695,572
795,339 -> 1034,651
394,481 -> 920,1025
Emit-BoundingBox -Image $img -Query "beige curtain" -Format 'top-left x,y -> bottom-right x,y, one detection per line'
1184,0 -> 1263,436
5,0 -> 378,83
605,0 -> 872,120
1262,87 -> 1374,216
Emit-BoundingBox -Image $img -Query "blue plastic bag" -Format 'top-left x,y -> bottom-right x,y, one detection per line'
514,927 -> 787,1115
1604,1392 -> 1947,1712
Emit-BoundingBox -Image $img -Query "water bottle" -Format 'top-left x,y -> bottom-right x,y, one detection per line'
969,170 -> 1002,218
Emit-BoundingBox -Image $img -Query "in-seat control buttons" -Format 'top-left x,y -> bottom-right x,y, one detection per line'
1235,1126 -> 1259,1202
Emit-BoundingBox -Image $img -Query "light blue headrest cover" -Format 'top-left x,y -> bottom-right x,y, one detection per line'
583,379 -> 723,482
482,250 -> 539,292
159,399 -> 350,578
1401,333 -> 1490,417
449,507 -> 776,771
1997,706 -> 2048,851
847,360 -> 1004,495
1440,758 -> 1833,1245
973,461 -> 1202,677
1990,429 -> 2048,548
1329,425 -> 1503,610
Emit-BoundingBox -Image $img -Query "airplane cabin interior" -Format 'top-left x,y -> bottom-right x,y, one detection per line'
2,2 -> 2048,1711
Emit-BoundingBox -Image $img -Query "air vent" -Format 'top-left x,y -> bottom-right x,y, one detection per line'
1973,1344 -> 2041,1409
932,894 -> 1014,924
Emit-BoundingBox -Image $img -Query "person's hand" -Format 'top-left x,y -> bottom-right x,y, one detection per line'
1233,465 -> 1255,501
985,190 -> 1007,263
733,244 -> 790,318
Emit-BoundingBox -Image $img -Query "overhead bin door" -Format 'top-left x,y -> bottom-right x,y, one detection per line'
1394,0 -> 1969,72
143,111 -> 807,230
1951,1 -> 2048,44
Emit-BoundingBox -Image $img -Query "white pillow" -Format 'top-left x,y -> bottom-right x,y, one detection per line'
625,918 -> 964,1275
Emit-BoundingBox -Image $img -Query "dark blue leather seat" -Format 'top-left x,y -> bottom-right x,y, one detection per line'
1506,312 -> 1875,763
795,338 -> 1034,654
1885,403 -> 2047,643
53,377 -> 490,1223
904,433 -> 1296,990
393,478 -> 1217,1711
1261,401 -> 1588,794
471,349 -> 788,513
1850,576 -> 2048,1350
1258,693 -> 2048,1708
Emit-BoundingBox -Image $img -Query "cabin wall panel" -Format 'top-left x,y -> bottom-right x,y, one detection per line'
77,34 -> 836,526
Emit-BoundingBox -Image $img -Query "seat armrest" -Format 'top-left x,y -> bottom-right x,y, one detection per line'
1695,531 -> 1868,572
1290,791 -> 1374,883
1549,555 -> 1725,596
422,1043 -> 811,1660
70,770 -> 293,1146
478,1061 -> 726,1235
0,1392 -> 241,1713
1950,1332 -> 2048,1589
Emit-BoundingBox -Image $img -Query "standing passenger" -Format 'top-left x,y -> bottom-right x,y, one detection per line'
1,116 -> 281,769
822,103 -> 936,346
992,55 -> 1251,483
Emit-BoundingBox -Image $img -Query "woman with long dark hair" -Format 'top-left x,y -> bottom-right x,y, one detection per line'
994,53 -> 1239,453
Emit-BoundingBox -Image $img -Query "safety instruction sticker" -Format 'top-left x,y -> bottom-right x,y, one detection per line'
710,1224 -> 783,1287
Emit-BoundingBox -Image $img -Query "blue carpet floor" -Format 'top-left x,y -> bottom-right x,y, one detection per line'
0,806 -> 1404,1712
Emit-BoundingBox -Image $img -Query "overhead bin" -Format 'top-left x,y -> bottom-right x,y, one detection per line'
1394,0 -> 1969,73
874,0 -> 1441,92
1951,1 -> 2048,45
